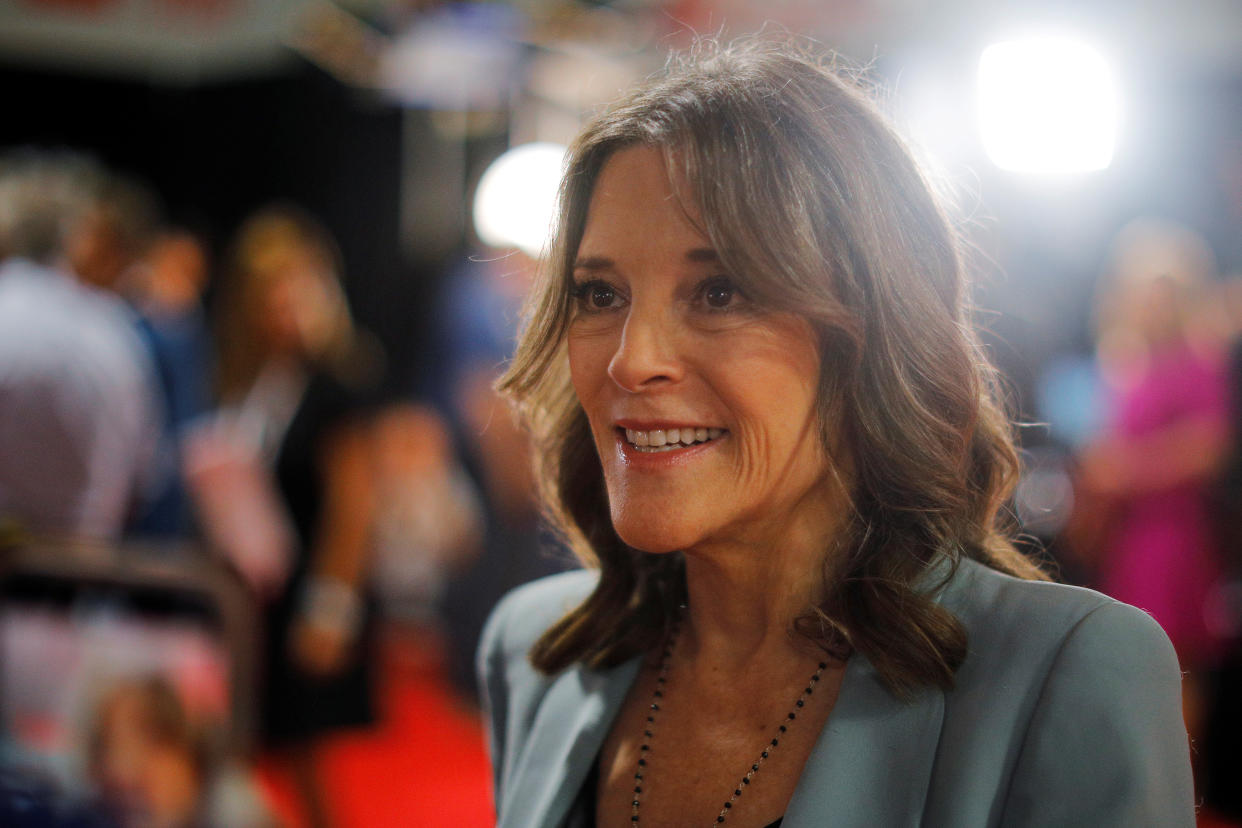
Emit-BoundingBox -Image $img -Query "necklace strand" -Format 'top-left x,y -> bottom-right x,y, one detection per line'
630,620 -> 828,826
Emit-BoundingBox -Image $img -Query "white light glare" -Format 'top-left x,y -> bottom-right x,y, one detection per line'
977,37 -> 1119,175
473,142 -> 567,258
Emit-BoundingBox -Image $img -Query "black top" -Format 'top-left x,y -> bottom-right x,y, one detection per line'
259,370 -> 381,746
566,759 -> 783,827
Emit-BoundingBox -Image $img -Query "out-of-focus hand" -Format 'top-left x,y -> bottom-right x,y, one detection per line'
1078,439 -> 1126,497
292,575 -> 362,676
291,617 -> 352,677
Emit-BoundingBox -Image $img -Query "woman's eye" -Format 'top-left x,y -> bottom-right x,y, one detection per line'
572,279 -> 622,312
701,278 -> 740,309
589,283 -> 616,308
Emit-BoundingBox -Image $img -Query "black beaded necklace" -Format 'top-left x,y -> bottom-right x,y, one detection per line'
629,619 -> 828,826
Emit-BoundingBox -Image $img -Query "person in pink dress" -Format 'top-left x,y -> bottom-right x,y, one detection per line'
1081,218 -> 1230,737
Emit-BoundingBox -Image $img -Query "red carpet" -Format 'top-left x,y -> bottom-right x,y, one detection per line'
257,631 -> 494,827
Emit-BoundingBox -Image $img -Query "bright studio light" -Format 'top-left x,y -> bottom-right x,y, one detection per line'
472,142 -> 567,258
977,36 -> 1119,175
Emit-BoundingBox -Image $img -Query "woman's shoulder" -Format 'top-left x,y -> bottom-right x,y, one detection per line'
931,561 -> 1193,824
478,568 -> 598,671
303,366 -> 383,420
943,556 -> 1174,659
475,568 -> 603,804
940,556 -> 1181,711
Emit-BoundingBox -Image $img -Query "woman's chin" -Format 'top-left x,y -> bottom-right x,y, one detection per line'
611,516 -> 699,556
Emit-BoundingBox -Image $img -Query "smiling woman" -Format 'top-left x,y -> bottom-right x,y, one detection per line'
479,38 -> 1194,828
567,146 -> 834,559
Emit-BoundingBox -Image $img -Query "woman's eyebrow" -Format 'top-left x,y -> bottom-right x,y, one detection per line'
684,247 -> 720,264
572,255 -> 614,272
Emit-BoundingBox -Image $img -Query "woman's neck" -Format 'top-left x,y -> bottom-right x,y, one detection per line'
678,524 -> 840,673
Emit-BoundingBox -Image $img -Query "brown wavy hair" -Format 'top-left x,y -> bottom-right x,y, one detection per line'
498,39 -> 1047,697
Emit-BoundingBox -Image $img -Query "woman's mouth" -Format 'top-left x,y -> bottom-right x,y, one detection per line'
621,427 -> 725,453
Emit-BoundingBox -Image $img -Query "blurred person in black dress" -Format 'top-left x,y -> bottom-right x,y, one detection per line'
212,205 -> 383,827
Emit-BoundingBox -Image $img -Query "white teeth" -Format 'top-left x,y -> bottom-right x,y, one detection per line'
621,427 -> 726,452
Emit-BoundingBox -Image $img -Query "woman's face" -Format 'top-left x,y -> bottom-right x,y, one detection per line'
255,250 -> 337,361
567,146 -> 840,554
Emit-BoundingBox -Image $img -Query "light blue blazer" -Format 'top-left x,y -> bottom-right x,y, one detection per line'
478,558 -> 1195,827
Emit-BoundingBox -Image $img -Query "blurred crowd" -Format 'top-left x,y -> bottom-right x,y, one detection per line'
3,145 -> 1242,827
0,148 -> 563,827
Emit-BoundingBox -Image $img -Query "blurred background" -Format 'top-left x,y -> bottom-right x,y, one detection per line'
1,0 -> 1241,826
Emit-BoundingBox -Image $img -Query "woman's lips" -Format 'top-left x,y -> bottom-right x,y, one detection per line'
612,426 -> 729,466
621,426 -> 725,452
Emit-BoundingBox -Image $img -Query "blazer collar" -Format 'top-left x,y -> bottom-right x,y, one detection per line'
780,559 -> 961,826
784,653 -> 946,828
499,655 -> 642,828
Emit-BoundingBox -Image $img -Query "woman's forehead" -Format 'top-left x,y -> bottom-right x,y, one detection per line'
590,146 -> 683,210
576,147 -> 715,266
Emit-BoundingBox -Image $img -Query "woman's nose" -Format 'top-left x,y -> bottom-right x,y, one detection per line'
606,307 -> 685,392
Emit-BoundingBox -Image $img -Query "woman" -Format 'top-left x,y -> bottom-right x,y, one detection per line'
480,41 -> 1194,827
213,206 -> 382,827
1079,219 -> 1230,786
1083,219 -> 1228,668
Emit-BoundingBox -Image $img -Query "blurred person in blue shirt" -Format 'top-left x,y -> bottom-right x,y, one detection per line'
63,173 -> 214,538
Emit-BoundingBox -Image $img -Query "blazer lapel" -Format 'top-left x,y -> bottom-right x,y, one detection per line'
499,656 -> 642,828
783,654 -> 946,828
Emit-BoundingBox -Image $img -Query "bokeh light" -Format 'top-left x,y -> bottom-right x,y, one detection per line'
977,36 -> 1120,175
472,142 -> 567,258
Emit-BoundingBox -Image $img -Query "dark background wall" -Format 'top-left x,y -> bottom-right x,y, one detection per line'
1,57 -> 443,395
